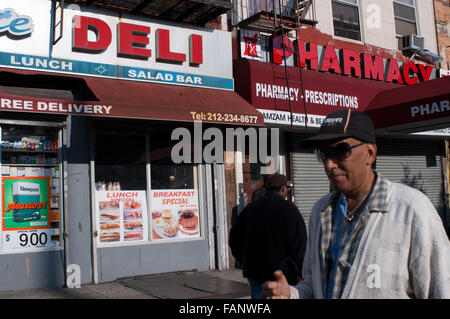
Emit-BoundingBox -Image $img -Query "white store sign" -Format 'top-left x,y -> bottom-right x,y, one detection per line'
0,0 -> 234,90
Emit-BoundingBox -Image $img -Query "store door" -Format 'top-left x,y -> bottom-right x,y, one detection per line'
242,158 -> 265,205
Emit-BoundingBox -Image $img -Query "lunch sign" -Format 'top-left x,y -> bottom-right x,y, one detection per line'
0,1 -> 234,90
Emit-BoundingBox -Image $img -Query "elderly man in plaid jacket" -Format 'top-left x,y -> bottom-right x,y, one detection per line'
262,110 -> 450,299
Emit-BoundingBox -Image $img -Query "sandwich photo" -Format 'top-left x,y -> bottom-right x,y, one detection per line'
100,231 -> 120,242
124,199 -> 142,210
124,221 -> 143,230
100,211 -> 119,221
124,232 -> 143,241
124,210 -> 142,219
99,200 -> 120,210
100,222 -> 120,230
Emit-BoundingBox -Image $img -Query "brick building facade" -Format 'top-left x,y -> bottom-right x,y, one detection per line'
434,0 -> 450,69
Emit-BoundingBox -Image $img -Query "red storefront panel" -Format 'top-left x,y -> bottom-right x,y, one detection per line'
365,76 -> 450,131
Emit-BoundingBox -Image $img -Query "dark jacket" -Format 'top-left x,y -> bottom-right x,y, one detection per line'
229,191 -> 307,283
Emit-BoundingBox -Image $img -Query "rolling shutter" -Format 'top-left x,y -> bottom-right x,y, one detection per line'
375,138 -> 445,221
291,134 -> 330,230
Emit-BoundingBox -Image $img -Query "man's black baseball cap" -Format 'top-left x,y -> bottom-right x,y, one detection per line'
300,110 -> 376,148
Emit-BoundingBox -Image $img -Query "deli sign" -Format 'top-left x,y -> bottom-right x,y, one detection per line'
72,16 -> 203,66
0,2 -> 233,90
52,9 -> 234,87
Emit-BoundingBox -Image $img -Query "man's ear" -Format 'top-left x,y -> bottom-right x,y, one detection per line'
367,143 -> 377,165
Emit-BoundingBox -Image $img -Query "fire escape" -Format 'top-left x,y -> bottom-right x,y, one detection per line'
235,0 -> 315,32
234,0 -> 317,128
62,0 -> 233,26
52,0 -> 234,46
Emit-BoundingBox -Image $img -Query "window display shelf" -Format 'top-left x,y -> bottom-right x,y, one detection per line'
1,124 -> 64,252
2,164 -> 59,167
1,149 -> 58,154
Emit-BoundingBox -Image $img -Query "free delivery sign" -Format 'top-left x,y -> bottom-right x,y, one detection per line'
2,177 -> 52,250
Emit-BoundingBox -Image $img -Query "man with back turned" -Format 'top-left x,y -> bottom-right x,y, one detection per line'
229,173 -> 307,299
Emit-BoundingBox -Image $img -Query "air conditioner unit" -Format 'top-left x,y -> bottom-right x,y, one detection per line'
296,0 -> 310,9
294,0 -> 310,17
400,34 -> 425,51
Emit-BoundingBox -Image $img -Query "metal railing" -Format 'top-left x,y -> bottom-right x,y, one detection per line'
230,0 -> 314,28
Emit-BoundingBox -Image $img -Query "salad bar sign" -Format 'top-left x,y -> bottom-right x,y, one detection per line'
95,191 -> 149,244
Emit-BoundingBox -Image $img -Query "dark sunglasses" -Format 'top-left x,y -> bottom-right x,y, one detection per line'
315,142 -> 366,163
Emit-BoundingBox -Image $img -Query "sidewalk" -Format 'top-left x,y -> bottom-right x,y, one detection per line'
0,269 -> 250,299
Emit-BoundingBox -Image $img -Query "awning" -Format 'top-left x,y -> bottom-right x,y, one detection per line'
365,76 -> 450,133
233,58 -> 399,128
0,69 -> 265,126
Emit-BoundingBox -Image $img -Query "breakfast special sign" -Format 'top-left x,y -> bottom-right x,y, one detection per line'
150,190 -> 200,241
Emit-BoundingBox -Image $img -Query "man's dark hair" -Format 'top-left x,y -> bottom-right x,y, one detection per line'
265,173 -> 288,193
267,185 -> 283,192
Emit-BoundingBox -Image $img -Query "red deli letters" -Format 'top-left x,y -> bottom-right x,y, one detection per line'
72,16 -> 203,65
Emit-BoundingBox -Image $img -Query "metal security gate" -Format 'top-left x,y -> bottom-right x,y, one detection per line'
291,134 -> 330,230
375,138 -> 446,222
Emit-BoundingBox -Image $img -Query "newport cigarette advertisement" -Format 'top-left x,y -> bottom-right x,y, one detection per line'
95,191 -> 149,245
2,177 -> 52,250
150,189 -> 200,240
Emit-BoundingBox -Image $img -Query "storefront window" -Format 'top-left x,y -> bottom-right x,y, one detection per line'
93,128 -> 201,246
149,131 -> 200,241
0,124 -> 62,251
94,133 -> 148,244
149,133 -> 195,190
95,134 -> 146,190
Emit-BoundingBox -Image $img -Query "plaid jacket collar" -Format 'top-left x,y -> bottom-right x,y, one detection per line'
322,172 -> 388,214
319,172 -> 388,298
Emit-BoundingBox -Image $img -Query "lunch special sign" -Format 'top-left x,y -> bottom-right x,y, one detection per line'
95,190 -> 149,245
2,177 -> 52,250
150,189 -> 200,241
